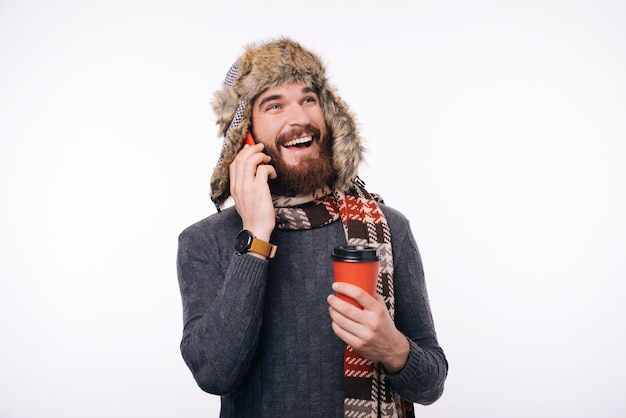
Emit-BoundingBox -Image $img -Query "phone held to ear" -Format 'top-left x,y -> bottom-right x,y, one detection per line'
245,132 -> 255,146
245,132 -> 264,165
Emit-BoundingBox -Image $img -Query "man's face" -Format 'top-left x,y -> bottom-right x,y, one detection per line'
251,83 -> 334,195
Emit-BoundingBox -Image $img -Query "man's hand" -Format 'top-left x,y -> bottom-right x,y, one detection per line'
327,282 -> 410,373
229,143 -> 277,241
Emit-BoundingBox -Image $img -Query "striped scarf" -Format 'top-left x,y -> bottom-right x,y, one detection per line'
274,182 -> 414,418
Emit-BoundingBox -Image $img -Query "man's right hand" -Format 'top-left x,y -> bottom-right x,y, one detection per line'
229,143 -> 277,242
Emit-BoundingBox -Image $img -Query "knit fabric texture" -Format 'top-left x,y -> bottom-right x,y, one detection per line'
274,183 -> 414,417
177,200 -> 448,416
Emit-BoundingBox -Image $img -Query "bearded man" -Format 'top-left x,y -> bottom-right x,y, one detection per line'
176,37 -> 448,418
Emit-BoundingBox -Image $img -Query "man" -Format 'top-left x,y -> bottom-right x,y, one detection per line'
177,37 -> 448,417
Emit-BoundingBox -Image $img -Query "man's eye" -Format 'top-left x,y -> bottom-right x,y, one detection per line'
267,103 -> 281,111
303,97 -> 316,104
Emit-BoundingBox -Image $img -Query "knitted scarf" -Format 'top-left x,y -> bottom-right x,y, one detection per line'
274,182 -> 415,418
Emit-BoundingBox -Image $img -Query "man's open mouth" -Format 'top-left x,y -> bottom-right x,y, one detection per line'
283,136 -> 313,148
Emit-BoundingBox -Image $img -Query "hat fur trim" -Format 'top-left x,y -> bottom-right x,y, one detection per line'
210,37 -> 363,207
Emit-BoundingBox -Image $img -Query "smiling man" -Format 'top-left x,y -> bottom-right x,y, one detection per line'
176,38 -> 448,418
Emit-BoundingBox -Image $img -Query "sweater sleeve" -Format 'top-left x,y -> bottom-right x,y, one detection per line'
176,223 -> 268,395
383,209 -> 448,405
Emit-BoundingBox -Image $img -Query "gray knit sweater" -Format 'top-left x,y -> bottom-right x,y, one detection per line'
176,203 -> 447,417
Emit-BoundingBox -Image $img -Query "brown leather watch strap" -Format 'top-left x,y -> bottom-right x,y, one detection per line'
249,237 -> 278,258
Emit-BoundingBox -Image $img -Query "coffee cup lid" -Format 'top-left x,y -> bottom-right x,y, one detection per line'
331,245 -> 380,262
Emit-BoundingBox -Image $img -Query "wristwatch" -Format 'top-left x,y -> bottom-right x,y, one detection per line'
234,230 -> 278,259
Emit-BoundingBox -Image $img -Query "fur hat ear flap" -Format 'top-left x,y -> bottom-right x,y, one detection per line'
210,60 -> 252,208
209,38 -> 364,209
209,103 -> 251,208
318,85 -> 364,193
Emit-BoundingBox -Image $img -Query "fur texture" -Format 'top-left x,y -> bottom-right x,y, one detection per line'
210,37 -> 364,207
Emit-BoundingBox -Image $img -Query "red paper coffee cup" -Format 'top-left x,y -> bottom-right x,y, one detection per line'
331,245 -> 380,308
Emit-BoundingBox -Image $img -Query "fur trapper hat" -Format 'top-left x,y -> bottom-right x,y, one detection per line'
210,37 -> 364,208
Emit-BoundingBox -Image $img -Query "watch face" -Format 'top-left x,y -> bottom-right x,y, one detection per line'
235,230 -> 252,253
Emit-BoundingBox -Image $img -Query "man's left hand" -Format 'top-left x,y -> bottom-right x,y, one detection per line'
327,283 -> 410,373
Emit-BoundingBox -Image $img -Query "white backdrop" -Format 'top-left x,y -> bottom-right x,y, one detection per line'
1,0 -> 625,417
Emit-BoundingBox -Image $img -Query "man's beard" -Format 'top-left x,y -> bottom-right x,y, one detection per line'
263,126 -> 335,196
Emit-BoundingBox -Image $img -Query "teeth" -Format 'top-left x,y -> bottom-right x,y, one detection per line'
284,136 -> 312,147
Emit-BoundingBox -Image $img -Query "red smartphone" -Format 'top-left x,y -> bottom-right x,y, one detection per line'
245,132 -> 264,164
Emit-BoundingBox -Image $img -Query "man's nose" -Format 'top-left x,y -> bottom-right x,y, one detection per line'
286,103 -> 310,126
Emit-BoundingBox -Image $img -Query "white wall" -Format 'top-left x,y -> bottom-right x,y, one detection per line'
1,1 -> 625,416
